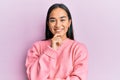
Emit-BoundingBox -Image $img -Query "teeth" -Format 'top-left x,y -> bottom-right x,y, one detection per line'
56,30 -> 61,31
55,29 -> 62,32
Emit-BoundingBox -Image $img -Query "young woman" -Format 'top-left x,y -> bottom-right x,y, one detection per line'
25,3 -> 88,80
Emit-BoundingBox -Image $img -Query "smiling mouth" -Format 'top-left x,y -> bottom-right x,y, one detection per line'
54,28 -> 63,33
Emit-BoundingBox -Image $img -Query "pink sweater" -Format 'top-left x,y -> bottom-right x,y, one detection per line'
25,38 -> 88,80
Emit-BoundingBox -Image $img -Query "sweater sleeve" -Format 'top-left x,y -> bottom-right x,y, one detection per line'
25,41 -> 57,80
25,42 -> 40,80
66,43 -> 88,80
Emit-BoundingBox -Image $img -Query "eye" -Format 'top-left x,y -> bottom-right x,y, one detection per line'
49,19 -> 56,22
61,19 -> 65,22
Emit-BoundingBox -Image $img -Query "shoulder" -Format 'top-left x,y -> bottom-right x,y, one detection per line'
27,40 -> 50,55
30,40 -> 50,50
71,40 -> 88,59
33,39 -> 50,46
71,40 -> 87,49
70,40 -> 88,55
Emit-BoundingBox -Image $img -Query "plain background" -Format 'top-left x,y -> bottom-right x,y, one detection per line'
0,0 -> 120,80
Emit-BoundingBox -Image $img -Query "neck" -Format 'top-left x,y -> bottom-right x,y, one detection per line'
61,35 -> 68,41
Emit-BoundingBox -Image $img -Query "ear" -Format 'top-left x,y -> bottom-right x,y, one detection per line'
68,19 -> 71,28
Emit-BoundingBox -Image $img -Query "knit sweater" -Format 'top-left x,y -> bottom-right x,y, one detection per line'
25,38 -> 88,80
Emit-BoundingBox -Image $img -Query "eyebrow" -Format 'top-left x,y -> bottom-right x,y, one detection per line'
49,16 -> 67,19
60,16 -> 67,19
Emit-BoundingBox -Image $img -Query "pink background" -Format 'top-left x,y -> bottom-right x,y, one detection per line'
0,0 -> 120,80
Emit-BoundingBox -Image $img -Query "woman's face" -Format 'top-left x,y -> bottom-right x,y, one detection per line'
48,8 -> 71,39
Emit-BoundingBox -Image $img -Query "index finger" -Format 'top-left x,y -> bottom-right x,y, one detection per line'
54,33 -> 62,38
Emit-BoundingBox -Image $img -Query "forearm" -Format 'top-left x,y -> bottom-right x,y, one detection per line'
47,75 -> 82,80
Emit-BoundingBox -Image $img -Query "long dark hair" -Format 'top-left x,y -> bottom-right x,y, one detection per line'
45,3 -> 74,40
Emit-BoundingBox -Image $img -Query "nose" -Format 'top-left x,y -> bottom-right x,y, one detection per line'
55,20 -> 61,28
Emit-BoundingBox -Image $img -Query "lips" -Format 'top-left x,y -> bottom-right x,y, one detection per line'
54,28 -> 64,33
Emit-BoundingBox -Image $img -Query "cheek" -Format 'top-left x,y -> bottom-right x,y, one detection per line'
65,23 -> 70,30
48,23 -> 53,30
49,26 -> 53,32
64,23 -> 70,33
48,24 -> 55,34
65,27 -> 69,33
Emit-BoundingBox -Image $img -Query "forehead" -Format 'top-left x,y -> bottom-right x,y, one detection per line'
49,8 -> 68,18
